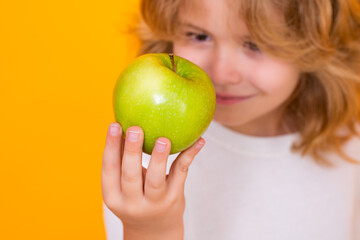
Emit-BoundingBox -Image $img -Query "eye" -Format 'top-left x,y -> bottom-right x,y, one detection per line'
185,32 -> 211,42
243,41 -> 260,52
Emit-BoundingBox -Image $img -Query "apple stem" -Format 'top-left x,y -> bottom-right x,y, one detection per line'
168,53 -> 177,73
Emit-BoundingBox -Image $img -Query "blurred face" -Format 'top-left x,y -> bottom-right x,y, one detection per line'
173,0 -> 300,136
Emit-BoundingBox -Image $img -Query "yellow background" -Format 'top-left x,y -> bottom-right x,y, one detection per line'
0,0 -> 140,238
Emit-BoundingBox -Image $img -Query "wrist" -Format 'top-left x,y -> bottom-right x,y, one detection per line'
123,221 -> 184,240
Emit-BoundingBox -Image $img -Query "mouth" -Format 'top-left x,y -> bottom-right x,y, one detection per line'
215,92 -> 254,105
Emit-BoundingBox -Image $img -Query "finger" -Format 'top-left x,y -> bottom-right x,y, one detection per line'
121,126 -> 144,199
144,137 -> 171,201
167,138 -> 205,196
101,122 -> 123,206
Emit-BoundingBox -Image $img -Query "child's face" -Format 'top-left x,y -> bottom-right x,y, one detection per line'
173,0 -> 301,136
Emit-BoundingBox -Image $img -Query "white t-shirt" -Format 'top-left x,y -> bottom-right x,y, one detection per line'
103,120 -> 360,240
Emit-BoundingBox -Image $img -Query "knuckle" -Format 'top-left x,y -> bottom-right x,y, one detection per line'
124,147 -> 139,156
121,170 -> 138,182
150,155 -> 166,164
102,153 -> 118,170
124,142 -> 142,156
178,155 -> 193,172
147,179 -> 164,190
178,161 -> 189,172
103,141 -> 120,157
104,140 -> 116,152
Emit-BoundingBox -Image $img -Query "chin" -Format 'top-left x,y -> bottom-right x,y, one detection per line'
213,111 -> 249,128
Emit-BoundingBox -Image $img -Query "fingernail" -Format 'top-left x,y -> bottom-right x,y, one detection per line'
110,124 -> 120,136
128,130 -> 140,142
195,139 -> 205,149
155,140 -> 167,152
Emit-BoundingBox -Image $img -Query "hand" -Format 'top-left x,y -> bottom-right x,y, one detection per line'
101,122 -> 205,239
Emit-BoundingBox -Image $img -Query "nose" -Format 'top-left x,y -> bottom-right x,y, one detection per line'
207,46 -> 243,85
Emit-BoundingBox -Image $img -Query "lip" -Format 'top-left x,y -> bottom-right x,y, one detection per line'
215,92 -> 254,105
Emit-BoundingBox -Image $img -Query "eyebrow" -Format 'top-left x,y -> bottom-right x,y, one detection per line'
180,22 -> 210,34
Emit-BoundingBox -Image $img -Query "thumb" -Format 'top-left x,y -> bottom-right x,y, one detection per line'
166,138 -> 205,195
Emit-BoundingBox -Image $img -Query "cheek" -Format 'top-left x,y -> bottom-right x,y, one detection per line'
251,65 -> 300,94
173,43 -> 209,71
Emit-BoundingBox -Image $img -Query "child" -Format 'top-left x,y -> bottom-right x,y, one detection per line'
101,0 -> 360,239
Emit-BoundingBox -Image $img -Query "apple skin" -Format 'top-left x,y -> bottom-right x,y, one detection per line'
113,53 -> 216,154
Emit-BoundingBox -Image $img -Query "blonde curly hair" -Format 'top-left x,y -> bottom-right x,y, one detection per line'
129,0 -> 360,166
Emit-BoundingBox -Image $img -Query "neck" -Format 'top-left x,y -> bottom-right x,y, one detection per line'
220,109 -> 296,137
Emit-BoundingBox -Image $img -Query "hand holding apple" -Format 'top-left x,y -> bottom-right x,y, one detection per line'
102,122 -> 206,239
113,53 -> 216,154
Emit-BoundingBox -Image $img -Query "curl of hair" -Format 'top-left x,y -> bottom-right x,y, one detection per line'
135,0 -> 360,166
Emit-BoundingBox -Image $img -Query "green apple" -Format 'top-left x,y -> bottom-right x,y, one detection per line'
113,53 -> 216,154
